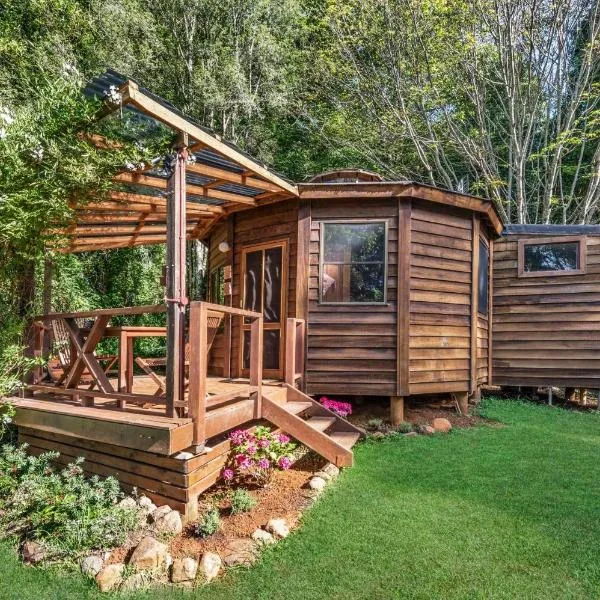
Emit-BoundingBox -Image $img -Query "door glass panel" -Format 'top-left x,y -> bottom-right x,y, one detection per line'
242,329 -> 281,371
263,246 -> 282,323
244,250 -> 263,324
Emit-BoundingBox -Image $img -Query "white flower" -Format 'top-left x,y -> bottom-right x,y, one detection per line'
125,162 -> 136,171
31,146 -> 44,161
103,85 -> 122,105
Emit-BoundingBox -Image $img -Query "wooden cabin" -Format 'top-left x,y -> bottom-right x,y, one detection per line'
203,169 -> 504,421
2,73 -> 504,520
492,225 -> 600,396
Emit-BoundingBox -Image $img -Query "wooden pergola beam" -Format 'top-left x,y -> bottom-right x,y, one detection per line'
186,162 -> 282,193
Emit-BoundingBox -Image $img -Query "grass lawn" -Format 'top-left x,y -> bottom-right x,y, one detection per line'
1,398 -> 599,600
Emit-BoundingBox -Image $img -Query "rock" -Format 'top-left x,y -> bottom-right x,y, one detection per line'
129,536 -> 168,570
199,552 -> 221,582
313,470 -> 331,481
150,505 -> 172,522
222,539 -> 258,567
22,540 -> 46,564
309,476 -> 327,491
265,518 -> 290,539
422,425 -> 435,435
120,572 -> 148,592
165,552 -> 173,570
173,451 -> 195,460
171,557 -> 198,583
322,463 -> 340,478
154,509 -> 183,535
251,528 -> 276,545
137,496 -> 157,513
81,555 -> 104,577
95,563 -> 125,592
404,431 -> 418,437
432,417 -> 452,433
118,496 -> 138,510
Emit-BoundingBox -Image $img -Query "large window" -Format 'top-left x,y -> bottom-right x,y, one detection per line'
478,239 -> 489,315
518,237 -> 586,277
320,221 -> 387,304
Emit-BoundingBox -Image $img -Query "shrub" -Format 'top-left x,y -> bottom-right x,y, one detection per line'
319,397 -> 353,417
194,506 -> 220,538
222,426 -> 296,486
0,445 -> 140,556
396,421 -> 413,434
229,488 -> 257,515
366,418 -> 384,431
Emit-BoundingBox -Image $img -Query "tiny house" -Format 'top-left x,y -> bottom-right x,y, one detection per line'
204,169 -> 504,422
492,225 -> 600,394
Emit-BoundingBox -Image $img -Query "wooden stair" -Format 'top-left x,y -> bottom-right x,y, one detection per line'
262,384 -> 363,467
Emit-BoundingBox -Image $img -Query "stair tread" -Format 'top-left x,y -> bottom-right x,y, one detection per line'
329,431 -> 361,449
284,401 -> 313,415
305,416 -> 336,432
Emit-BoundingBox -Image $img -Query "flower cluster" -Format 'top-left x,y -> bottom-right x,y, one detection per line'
222,426 -> 295,486
320,397 -> 353,418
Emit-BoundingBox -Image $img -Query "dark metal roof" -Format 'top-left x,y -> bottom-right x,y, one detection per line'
503,224 -> 600,236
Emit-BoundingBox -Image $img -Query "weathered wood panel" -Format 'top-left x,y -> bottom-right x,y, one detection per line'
492,232 -> 600,388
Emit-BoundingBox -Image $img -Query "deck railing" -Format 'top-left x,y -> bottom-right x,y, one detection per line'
187,301 -> 263,449
285,318 -> 306,389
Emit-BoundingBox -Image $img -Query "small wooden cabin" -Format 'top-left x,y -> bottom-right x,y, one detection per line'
492,225 -> 600,394
204,169 -> 504,421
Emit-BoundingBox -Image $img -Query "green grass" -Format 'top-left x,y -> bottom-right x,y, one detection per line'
1,398 -> 599,599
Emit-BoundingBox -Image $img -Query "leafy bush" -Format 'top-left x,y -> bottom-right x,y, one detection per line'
222,426 -> 296,486
0,445 -> 140,556
194,506 -> 220,538
395,421 -> 413,434
229,488 -> 257,515
366,418 -> 384,431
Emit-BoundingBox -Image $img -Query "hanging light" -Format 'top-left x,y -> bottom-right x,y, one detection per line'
218,241 -> 230,253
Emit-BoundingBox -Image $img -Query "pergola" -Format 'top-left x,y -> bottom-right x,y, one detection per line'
50,70 -> 299,418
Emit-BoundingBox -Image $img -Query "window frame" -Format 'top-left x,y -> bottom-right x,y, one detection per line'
318,219 -> 389,305
478,237 -> 489,316
517,236 -> 587,278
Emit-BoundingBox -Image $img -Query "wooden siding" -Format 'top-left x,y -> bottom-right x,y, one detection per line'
493,234 -> 600,388
477,226 -> 491,386
306,199 -> 398,396
408,203 -> 474,394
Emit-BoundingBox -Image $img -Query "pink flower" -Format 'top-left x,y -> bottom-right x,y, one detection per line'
246,444 -> 257,455
235,453 -> 248,465
222,468 -> 234,481
321,398 -> 352,417
277,433 -> 290,444
257,458 -> 270,469
258,438 -> 270,448
229,429 -> 249,446
278,456 -> 292,470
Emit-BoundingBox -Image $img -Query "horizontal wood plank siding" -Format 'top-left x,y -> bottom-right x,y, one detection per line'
306,199 -> 398,395
409,203 -> 474,394
492,234 -> 600,388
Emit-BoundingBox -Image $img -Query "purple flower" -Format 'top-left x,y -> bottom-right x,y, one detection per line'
229,429 -> 249,446
258,438 -> 270,448
277,433 -> 291,444
278,456 -> 292,470
222,468 -> 234,481
257,458 -> 270,469
246,444 -> 257,455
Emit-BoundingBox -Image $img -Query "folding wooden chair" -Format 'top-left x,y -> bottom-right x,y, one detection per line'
48,318 -> 118,387
135,310 -> 224,396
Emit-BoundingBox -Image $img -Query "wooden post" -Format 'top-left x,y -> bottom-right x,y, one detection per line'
166,135 -> 188,418
42,257 -> 53,355
188,302 -> 207,451
285,318 -> 296,386
470,216 -> 480,394
456,391 -> 469,415
249,316 -> 263,419
579,388 -> 587,406
548,387 -> 553,406
397,199 -> 411,397
390,396 -> 405,426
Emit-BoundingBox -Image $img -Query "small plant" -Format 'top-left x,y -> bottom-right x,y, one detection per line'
229,488 -> 257,515
395,421 -> 413,434
366,418 -> 384,431
222,426 -> 296,486
319,397 -> 353,418
194,506 -> 220,538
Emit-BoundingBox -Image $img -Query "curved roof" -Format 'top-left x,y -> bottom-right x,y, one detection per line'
308,169 -> 384,183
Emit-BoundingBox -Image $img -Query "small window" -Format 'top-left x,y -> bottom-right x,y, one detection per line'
478,239 -> 489,315
320,221 -> 387,304
518,237 -> 586,277
209,266 -> 225,304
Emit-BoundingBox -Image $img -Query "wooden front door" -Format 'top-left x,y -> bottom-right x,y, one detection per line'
241,240 -> 288,379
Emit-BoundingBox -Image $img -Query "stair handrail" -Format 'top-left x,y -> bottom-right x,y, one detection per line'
285,317 -> 306,389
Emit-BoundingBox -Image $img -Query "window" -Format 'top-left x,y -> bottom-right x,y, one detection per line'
478,239 -> 489,315
518,237 -> 586,277
209,266 -> 225,304
320,221 -> 387,304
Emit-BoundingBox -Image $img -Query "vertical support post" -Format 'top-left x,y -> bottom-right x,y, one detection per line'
295,200 -> 310,388
397,199 -> 411,397
42,258 -> 53,355
166,135 -> 188,418
470,215 -> 480,395
188,302 -> 207,451
390,396 -> 405,426
488,240 -> 493,385
285,318 -> 296,386
250,316 -> 263,419
548,387 -> 553,406
456,391 -> 469,415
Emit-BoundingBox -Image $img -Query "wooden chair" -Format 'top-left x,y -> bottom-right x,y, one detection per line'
135,310 -> 224,396
47,318 -> 118,387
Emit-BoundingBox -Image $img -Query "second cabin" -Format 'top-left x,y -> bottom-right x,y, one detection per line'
204,169 -> 504,422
